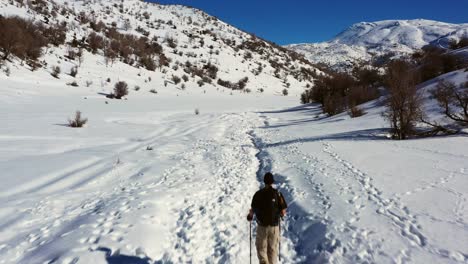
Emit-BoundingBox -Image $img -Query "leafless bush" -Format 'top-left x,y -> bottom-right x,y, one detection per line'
68,111 -> 88,127
70,66 -> 78,77
166,36 -> 177,48
300,89 -> 313,104
195,108 -> 200,115
87,32 -> 104,54
347,85 -> 379,107
4,66 -> 10,76
114,81 -> 128,99
323,93 -> 346,116
237,77 -> 249,90
172,75 -> 181,84
0,16 -> 46,62
349,106 -> 365,118
51,65 -> 61,78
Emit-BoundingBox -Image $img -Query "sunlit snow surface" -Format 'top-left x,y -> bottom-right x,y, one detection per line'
1,70 -> 467,263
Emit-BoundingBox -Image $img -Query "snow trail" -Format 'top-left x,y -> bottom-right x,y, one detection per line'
0,111 -> 265,263
251,105 -> 468,264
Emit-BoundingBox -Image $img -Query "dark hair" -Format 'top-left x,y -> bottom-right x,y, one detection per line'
264,172 -> 274,185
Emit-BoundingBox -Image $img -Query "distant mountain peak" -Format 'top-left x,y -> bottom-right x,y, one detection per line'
287,19 -> 468,70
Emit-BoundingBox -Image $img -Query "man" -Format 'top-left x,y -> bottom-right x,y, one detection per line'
247,172 -> 287,264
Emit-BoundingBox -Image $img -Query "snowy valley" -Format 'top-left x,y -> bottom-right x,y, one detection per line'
0,0 -> 468,264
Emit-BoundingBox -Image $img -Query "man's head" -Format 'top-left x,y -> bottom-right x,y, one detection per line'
264,172 -> 274,185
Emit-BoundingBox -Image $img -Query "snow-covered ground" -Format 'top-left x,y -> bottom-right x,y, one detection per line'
1,75 -> 467,263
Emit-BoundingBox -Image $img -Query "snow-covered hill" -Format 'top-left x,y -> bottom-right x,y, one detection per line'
287,19 -> 468,69
0,0 -> 318,97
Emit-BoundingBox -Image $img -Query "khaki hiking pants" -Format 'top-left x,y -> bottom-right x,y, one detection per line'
255,224 -> 279,264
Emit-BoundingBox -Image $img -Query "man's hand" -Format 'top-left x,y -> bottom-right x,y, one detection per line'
247,209 -> 254,222
280,209 -> 286,218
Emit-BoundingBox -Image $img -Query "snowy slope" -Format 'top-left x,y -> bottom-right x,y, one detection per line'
287,19 -> 468,69
0,0 -> 318,97
1,46 -> 468,264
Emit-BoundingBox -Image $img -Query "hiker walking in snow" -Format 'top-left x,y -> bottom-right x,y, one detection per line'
247,172 -> 288,264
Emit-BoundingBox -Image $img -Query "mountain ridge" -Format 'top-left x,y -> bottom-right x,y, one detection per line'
286,18 -> 468,69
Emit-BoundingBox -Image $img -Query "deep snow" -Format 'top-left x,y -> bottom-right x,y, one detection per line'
1,78 -> 467,263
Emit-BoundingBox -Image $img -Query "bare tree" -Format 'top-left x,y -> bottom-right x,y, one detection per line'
383,60 -> 423,140
432,80 -> 468,124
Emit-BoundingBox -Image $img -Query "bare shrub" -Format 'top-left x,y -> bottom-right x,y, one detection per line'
114,81 -> 128,99
300,89 -> 313,104
87,32 -> 104,54
416,46 -> 460,82
323,93 -> 346,116
68,111 -> 88,127
203,63 -> 218,79
4,66 -> 10,76
237,77 -> 249,90
217,78 -> 233,88
0,16 -> 46,62
347,85 -> 379,107
166,36 -> 177,48
194,108 -> 200,115
172,75 -> 181,84
349,106 -> 365,118
70,66 -> 78,77
51,65 -> 61,78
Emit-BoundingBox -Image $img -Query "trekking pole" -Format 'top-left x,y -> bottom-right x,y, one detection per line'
279,217 -> 281,262
249,220 -> 252,264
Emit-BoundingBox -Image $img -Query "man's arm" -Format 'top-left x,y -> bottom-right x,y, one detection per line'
247,192 -> 258,221
279,192 -> 287,217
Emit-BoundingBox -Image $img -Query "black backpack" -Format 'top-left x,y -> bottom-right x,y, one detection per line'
255,188 -> 283,226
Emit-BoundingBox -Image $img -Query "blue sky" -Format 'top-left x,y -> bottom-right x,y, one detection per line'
149,0 -> 468,45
